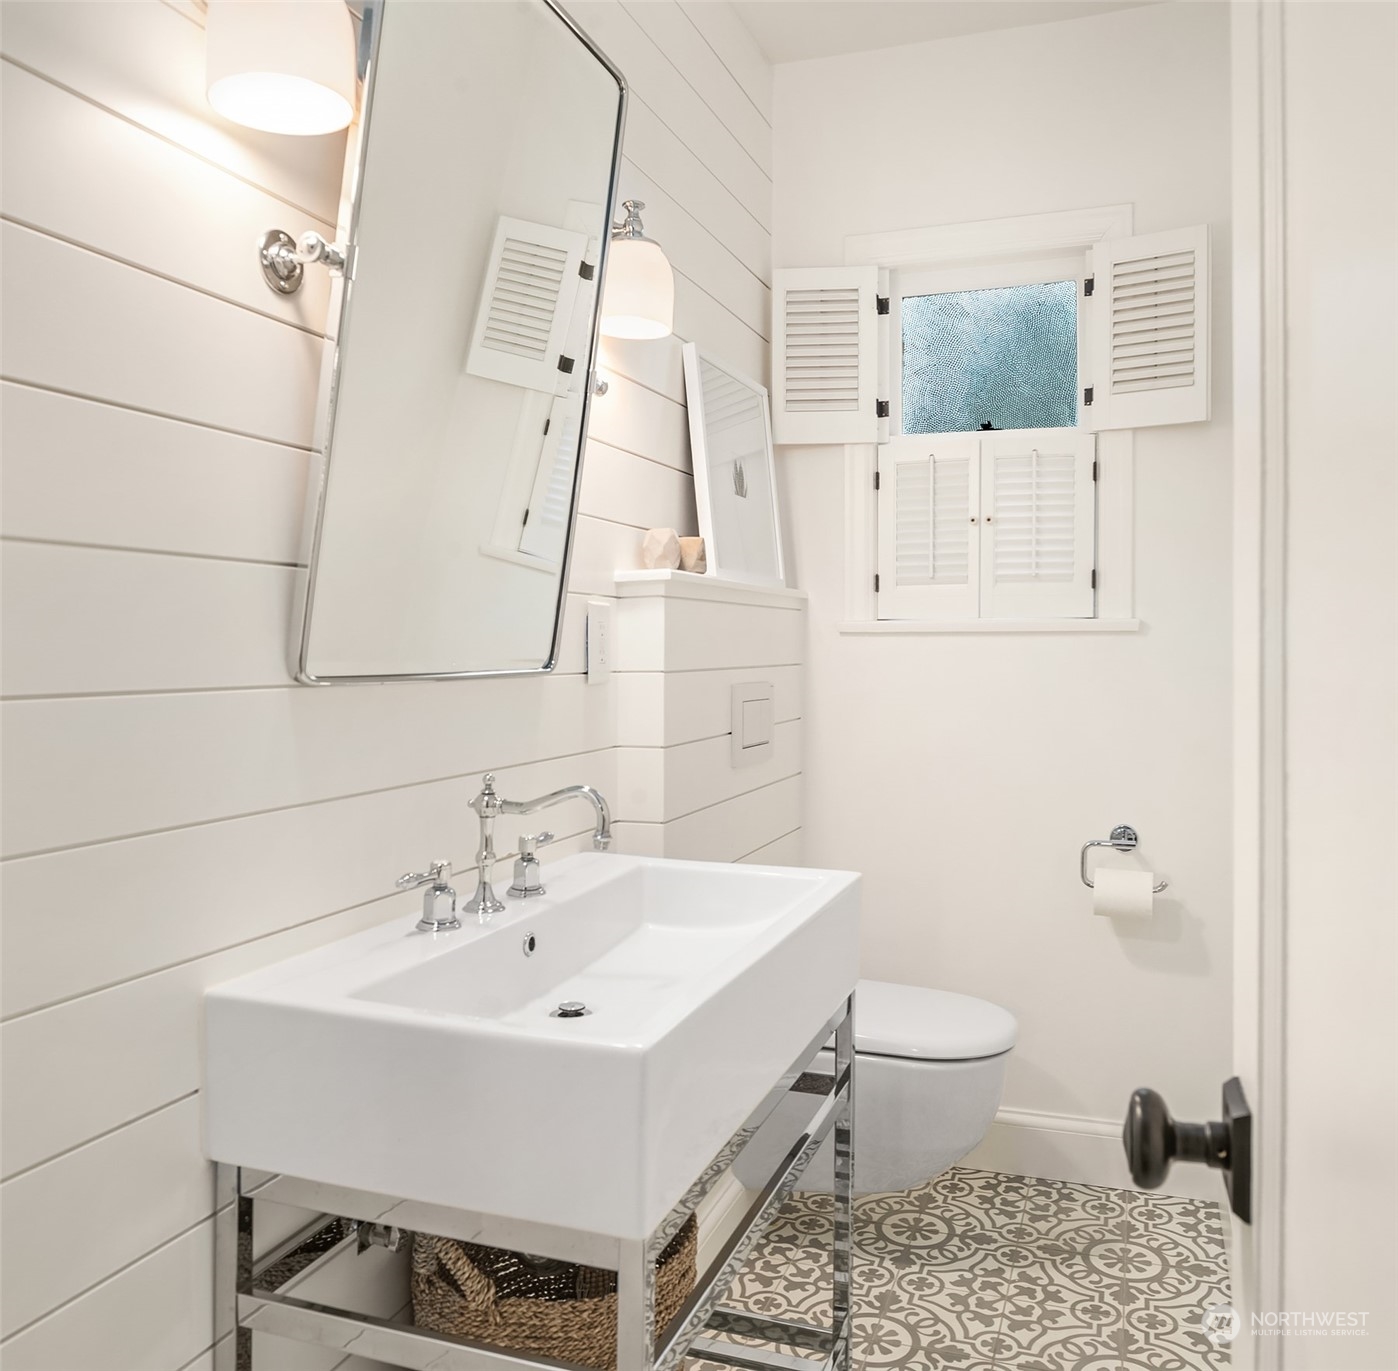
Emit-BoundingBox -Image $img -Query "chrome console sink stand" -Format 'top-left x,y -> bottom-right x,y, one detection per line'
215,994 -> 855,1371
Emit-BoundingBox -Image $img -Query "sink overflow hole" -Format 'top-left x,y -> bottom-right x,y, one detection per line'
522,933 -> 537,957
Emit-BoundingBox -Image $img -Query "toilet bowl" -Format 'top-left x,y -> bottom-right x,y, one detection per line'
734,979 -> 1017,1196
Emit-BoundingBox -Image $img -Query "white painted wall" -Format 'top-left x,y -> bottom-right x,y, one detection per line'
0,3 -> 780,1366
771,2 -> 1234,1181
1275,0 -> 1397,1353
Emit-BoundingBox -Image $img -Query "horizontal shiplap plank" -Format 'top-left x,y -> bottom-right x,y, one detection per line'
0,384 -> 311,564
1,60 -> 335,330
579,441 -> 697,533
0,0 -> 345,221
616,598 -> 804,672
616,773 -> 802,862
617,97 -> 770,278
570,513 -> 646,596
0,1217 -> 214,1371
616,719 -> 801,823
613,665 -> 802,747
564,3 -> 771,222
585,372 -> 691,470
677,1 -> 773,125
674,270 -> 768,380
738,828 -> 804,866
0,751 -> 615,1026
596,331 -> 686,403
0,543 -> 297,697
0,1097 -> 209,1337
0,674 -> 615,857
2,222 -> 322,448
620,1 -> 771,178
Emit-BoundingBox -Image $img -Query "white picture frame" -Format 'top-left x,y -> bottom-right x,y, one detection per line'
681,343 -> 787,587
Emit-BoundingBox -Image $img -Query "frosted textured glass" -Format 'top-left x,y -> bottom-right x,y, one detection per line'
901,280 -> 1077,435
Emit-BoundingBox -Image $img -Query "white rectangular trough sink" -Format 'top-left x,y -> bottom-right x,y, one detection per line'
205,853 -> 860,1240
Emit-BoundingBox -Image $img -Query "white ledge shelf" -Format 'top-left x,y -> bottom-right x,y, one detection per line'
838,618 -> 1141,635
616,569 -> 807,610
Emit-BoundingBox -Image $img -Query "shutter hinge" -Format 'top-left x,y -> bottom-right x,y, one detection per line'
873,470 -> 881,491
1084,276 -> 1095,298
522,508 -> 530,528
1092,460 -> 1098,482
874,573 -> 881,593
1091,568 -> 1097,591
1083,385 -> 1094,407
543,417 -> 551,435
579,261 -> 596,281
558,355 -> 576,374
876,399 -> 890,419
876,295 -> 890,315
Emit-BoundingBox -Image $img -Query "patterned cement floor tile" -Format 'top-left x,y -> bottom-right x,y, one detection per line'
690,1167 -> 1230,1371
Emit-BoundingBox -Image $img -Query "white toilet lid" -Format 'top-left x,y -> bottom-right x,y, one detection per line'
852,979 -> 1017,1060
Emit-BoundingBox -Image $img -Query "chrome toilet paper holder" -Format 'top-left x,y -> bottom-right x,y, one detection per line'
1081,824 -> 1169,892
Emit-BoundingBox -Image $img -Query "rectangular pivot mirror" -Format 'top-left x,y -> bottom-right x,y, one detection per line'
295,0 -> 625,682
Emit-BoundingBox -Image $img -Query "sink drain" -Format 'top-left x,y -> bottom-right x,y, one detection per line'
552,1001 -> 590,1018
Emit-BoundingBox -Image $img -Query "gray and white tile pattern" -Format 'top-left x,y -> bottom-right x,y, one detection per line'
700,1168 -> 1230,1371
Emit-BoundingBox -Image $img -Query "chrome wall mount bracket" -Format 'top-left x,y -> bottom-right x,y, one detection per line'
1080,823 -> 1169,892
258,228 -> 349,295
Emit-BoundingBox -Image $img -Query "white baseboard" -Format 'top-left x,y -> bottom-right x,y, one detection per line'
961,1105 -> 1223,1202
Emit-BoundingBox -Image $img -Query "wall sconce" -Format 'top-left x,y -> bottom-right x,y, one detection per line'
206,0 -> 357,136
600,200 -> 674,340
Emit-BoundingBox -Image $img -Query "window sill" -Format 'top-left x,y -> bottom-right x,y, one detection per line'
838,618 -> 1141,635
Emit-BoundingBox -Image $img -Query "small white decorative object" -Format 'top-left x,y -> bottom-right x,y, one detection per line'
640,527 -> 681,569
678,536 -> 707,574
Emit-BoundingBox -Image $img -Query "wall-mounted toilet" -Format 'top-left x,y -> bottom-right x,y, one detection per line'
736,979 -> 1018,1196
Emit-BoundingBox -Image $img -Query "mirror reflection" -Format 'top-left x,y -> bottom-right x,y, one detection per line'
297,0 -> 624,681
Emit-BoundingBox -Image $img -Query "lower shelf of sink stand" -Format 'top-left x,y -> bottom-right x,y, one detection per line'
215,993 -> 856,1371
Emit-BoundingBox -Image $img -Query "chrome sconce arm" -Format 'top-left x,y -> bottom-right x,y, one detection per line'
258,228 -> 349,296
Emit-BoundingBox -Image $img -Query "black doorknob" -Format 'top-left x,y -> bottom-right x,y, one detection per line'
1122,1078 -> 1252,1222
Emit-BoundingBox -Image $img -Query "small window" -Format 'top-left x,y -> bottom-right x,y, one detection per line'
881,258 -> 1095,623
901,279 -> 1078,435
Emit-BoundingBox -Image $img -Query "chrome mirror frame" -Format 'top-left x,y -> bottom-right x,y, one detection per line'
291,0 -> 627,685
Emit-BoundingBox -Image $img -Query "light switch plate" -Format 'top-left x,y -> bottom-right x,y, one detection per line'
586,600 -> 612,684
731,681 -> 775,767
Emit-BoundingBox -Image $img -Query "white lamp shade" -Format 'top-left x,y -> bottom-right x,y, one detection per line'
600,236 -> 675,340
207,0 -> 357,136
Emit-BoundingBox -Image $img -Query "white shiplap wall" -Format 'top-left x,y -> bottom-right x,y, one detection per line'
0,3 -> 781,1367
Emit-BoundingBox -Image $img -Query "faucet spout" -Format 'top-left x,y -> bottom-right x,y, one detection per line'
500,784 -> 612,851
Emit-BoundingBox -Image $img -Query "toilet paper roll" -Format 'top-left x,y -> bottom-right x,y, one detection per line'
1091,867 -> 1156,919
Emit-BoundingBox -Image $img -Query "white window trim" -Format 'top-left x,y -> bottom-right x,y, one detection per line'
841,204 -> 1138,630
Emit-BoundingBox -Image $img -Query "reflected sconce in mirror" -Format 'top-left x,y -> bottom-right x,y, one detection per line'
600,200 -> 674,340
206,0 -> 357,136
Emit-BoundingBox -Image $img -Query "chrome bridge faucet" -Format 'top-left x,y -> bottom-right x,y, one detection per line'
465,774 -> 612,918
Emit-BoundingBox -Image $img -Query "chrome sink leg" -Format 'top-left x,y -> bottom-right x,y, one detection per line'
616,1235 -> 657,1371
831,991 -> 856,1371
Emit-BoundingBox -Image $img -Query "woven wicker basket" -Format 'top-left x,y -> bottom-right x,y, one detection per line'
411,1216 -> 698,1371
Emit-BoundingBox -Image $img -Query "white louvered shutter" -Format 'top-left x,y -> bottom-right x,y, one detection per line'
1085,225 -> 1210,430
979,430 -> 1096,619
518,395 -> 580,564
877,435 -> 979,619
771,267 -> 882,445
466,217 -> 589,393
